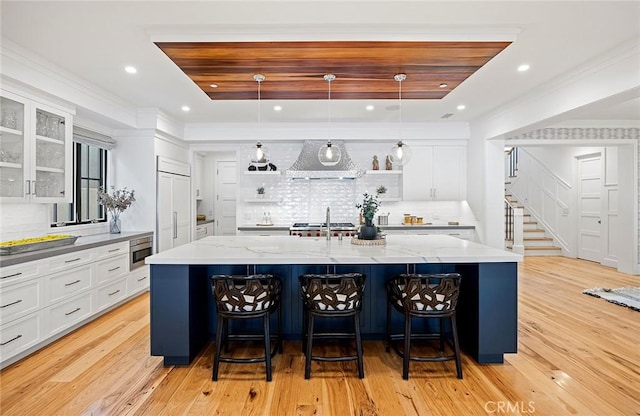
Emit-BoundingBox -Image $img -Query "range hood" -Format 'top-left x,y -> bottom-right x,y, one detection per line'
286,140 -> 363,179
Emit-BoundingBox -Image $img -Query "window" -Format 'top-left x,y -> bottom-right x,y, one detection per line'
51,128 -> 112,226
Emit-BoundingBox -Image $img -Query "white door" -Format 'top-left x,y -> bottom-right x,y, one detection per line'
577,154 -> 602,262
157,172 -> 174,252
215,160 -> 237,235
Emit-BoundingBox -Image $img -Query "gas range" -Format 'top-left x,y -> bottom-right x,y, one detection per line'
289,222 -> 359,237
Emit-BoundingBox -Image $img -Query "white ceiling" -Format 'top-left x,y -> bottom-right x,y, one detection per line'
1,1 -> 639,128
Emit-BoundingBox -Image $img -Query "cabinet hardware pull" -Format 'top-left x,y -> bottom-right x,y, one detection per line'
26,180 -> 31,195
65,257 -> 81,263
108,266 -> 121,272
108,290 -> 121,296
64,280 -> 81,286
31,180 -> 36,196
1,272 -> 22,279
108,248 -> 120,253
0,334 -> 22,346
173,212 -> 178,239
1,299 -> 23,308
137,276 -> 148,282
65,307 -> 81,316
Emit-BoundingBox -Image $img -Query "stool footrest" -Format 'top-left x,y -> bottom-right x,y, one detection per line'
311,355 -> 359,362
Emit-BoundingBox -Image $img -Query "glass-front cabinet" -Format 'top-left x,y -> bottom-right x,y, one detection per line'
0,89 -> 72,203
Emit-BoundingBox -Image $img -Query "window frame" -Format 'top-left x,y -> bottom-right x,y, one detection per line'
51,142 -> 108,227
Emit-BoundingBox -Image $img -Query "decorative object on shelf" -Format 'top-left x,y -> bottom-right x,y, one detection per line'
97,186 -> 136,234
268,163 -> 277,171
256,186 -> 265,198
389,73 -> 411,166
385,155 -> 393,170
372,155 -> 379,170
355,192 -> 381,240
318,74 -> 342,166
250,74 -> 270,168
376,185 -> 387,195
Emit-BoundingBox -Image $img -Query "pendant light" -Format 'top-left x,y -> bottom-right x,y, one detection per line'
318,74 -> 342,166
250,74 -> 269,167
389,73 -> 411,166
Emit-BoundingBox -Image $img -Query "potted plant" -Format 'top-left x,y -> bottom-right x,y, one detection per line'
355,192 -> 381,240
97,186 -> 136,234
256,186 -> 265,199
376,185 -> 387,195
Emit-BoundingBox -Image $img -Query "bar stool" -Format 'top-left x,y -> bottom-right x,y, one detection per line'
299,273 -> 366,379
386,273 -> 463,380
210,274 -> 282,382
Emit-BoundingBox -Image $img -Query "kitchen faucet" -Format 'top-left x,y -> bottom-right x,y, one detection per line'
326,206 -> 331,240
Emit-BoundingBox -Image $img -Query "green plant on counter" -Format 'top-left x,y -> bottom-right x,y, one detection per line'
356,192 -> 381,223
256,186 -> 265,195
376,185 -> 387,195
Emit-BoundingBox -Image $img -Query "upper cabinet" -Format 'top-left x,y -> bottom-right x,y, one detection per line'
402,146 -> 467,201
0,89 -> 73,203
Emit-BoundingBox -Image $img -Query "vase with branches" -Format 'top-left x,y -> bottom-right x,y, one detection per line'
355,192 -> 381,239
97,186 -> 136,233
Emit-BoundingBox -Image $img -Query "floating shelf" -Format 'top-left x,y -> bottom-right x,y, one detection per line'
245,198 -> 282,203
244,170 -> 281,175
365,170 -> 402,175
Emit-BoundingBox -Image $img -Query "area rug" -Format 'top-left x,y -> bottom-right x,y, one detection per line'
583,287 -> 640,312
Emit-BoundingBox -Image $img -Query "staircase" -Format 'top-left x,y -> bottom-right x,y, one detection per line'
504,148 -> 561,256
504,193 -> 562,256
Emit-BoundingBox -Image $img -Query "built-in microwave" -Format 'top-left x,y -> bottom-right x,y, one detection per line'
130,235 -> 153,270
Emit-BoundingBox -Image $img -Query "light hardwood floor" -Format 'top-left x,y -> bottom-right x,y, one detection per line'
1,257 -> 639,415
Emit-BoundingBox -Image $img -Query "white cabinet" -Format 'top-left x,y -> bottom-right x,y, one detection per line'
0,89 -> 73,203
0,238 -> 150,369
194,153 -> 204,200
196,222 -> 213,240
402,146 -> 466,201
157,158 -> 191,252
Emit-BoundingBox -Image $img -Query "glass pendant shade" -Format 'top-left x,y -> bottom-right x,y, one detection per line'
389,140 -> 411,166
319,73 -> 342,166
390,73 -> 410,166
250,74 -> 269,167
251,141 -> 270,167
318,140 -> 342,166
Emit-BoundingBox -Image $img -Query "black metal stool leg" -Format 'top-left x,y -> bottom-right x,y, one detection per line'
403,313 -> 411,380
263,314 -> 272,382
305,314 -> 314,379
213,315 -> 225,381
451,314 -> 463,379
354,313 -> 364,379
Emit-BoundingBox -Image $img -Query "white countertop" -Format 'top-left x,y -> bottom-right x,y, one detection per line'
146,234 -> 522,265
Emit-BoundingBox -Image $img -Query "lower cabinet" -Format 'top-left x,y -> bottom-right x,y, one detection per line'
383,227 -> 476,241
0,239 -> 150,369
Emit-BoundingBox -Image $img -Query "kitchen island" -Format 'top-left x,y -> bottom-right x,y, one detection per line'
146,235 -> 522,366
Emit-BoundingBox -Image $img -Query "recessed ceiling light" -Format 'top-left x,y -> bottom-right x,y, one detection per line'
124,66 -> 137,74
181,105 -> 190,112
457,104 -> 466,111
366,105 -> 374,111
273,105 -> 282,111
439,83 -> 448,88
209,83 -> 218,88
517,64 -> 530,72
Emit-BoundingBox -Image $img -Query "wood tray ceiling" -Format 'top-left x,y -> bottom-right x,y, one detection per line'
155,41 -> 511,101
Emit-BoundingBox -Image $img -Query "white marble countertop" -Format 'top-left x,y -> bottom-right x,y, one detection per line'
146,234 -> 522,265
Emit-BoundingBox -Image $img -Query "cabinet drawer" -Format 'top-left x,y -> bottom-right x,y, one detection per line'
127,266 -> 150,294
49,250 -> 93,273
49,265 -> 92,304
0,261 -> 44,287
49,293 -> 92,334
0,313 -> 43,362
96,278 -> 128,311
96,255 -> 128,285
0,279 -> 43,324
94,242 -> 129,260
442,230 -> 475,241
